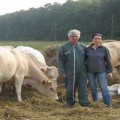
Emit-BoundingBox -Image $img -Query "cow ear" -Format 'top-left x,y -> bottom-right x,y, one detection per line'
40,68 -> 46,73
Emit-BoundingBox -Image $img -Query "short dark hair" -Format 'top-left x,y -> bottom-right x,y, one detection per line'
92,33 -> 103,39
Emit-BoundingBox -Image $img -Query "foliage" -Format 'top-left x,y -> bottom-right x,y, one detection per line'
0,0 -> 120,41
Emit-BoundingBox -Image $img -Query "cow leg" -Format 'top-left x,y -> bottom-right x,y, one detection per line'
14,75 -> 24,102
0,83 -> 3,93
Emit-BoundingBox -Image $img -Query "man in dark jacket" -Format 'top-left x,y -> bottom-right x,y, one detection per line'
57,29 -> 89,108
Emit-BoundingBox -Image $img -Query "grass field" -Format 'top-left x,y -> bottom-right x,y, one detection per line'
0,40 -> 89,51
0,41 -> 120,120
0,41 -> 64,51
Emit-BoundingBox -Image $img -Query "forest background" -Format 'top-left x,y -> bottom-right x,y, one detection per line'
0,0 -> 120,41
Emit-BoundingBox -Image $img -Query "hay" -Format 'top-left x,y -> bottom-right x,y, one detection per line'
108,68 -> 120,85
0,84 -> 120,119
43,45 -> 59,67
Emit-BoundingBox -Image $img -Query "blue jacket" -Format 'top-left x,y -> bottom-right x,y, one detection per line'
57,41 -> 86,76
85,44 -> 112,73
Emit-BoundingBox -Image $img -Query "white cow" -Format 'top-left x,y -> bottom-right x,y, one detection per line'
103,41 -> 120,68
16,46 -> 46,68
0,47 -> 58,102
15,46 -> 59,80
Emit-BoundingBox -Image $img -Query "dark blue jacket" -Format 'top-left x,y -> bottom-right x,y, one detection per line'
57,41 -> 86,76
85,44 -> 112,73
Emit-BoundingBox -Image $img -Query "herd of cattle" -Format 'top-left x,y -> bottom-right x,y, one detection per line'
0,41 -> 120,102
0,45 -> 59,102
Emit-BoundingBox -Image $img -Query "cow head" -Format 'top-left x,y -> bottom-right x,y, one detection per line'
39,77 -> 58,100
23,77 -> 58,100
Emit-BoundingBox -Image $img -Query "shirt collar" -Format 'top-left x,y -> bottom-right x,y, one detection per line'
68,41 -> 79,46
89,43 -> 103,48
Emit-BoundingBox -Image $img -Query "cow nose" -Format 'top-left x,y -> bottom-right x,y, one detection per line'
55,96 -> 59,100
56,92 -> 64,102
56,97 -> 64,102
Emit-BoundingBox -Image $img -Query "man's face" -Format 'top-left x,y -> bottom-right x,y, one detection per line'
69,34 -> 79,44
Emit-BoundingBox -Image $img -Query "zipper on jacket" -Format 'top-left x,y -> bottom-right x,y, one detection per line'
73,46 -> 75,102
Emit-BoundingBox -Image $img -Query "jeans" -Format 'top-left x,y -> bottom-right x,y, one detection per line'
87,72 -> 112,107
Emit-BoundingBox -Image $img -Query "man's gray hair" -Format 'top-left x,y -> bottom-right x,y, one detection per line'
68,29 -> 81,39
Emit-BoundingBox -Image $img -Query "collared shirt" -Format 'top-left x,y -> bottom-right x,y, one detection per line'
85,44 -> 112,73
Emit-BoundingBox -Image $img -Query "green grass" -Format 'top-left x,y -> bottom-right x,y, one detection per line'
0,40 -> 89,51
0,41 -> 64,51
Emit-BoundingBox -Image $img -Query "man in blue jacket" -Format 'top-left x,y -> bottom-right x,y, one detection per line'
57,29 -> 89,108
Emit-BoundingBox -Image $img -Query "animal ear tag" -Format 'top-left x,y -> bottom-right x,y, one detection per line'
48,80 -> 52,84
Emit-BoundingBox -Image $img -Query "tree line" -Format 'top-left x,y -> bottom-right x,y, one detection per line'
0,0 -> 120,41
